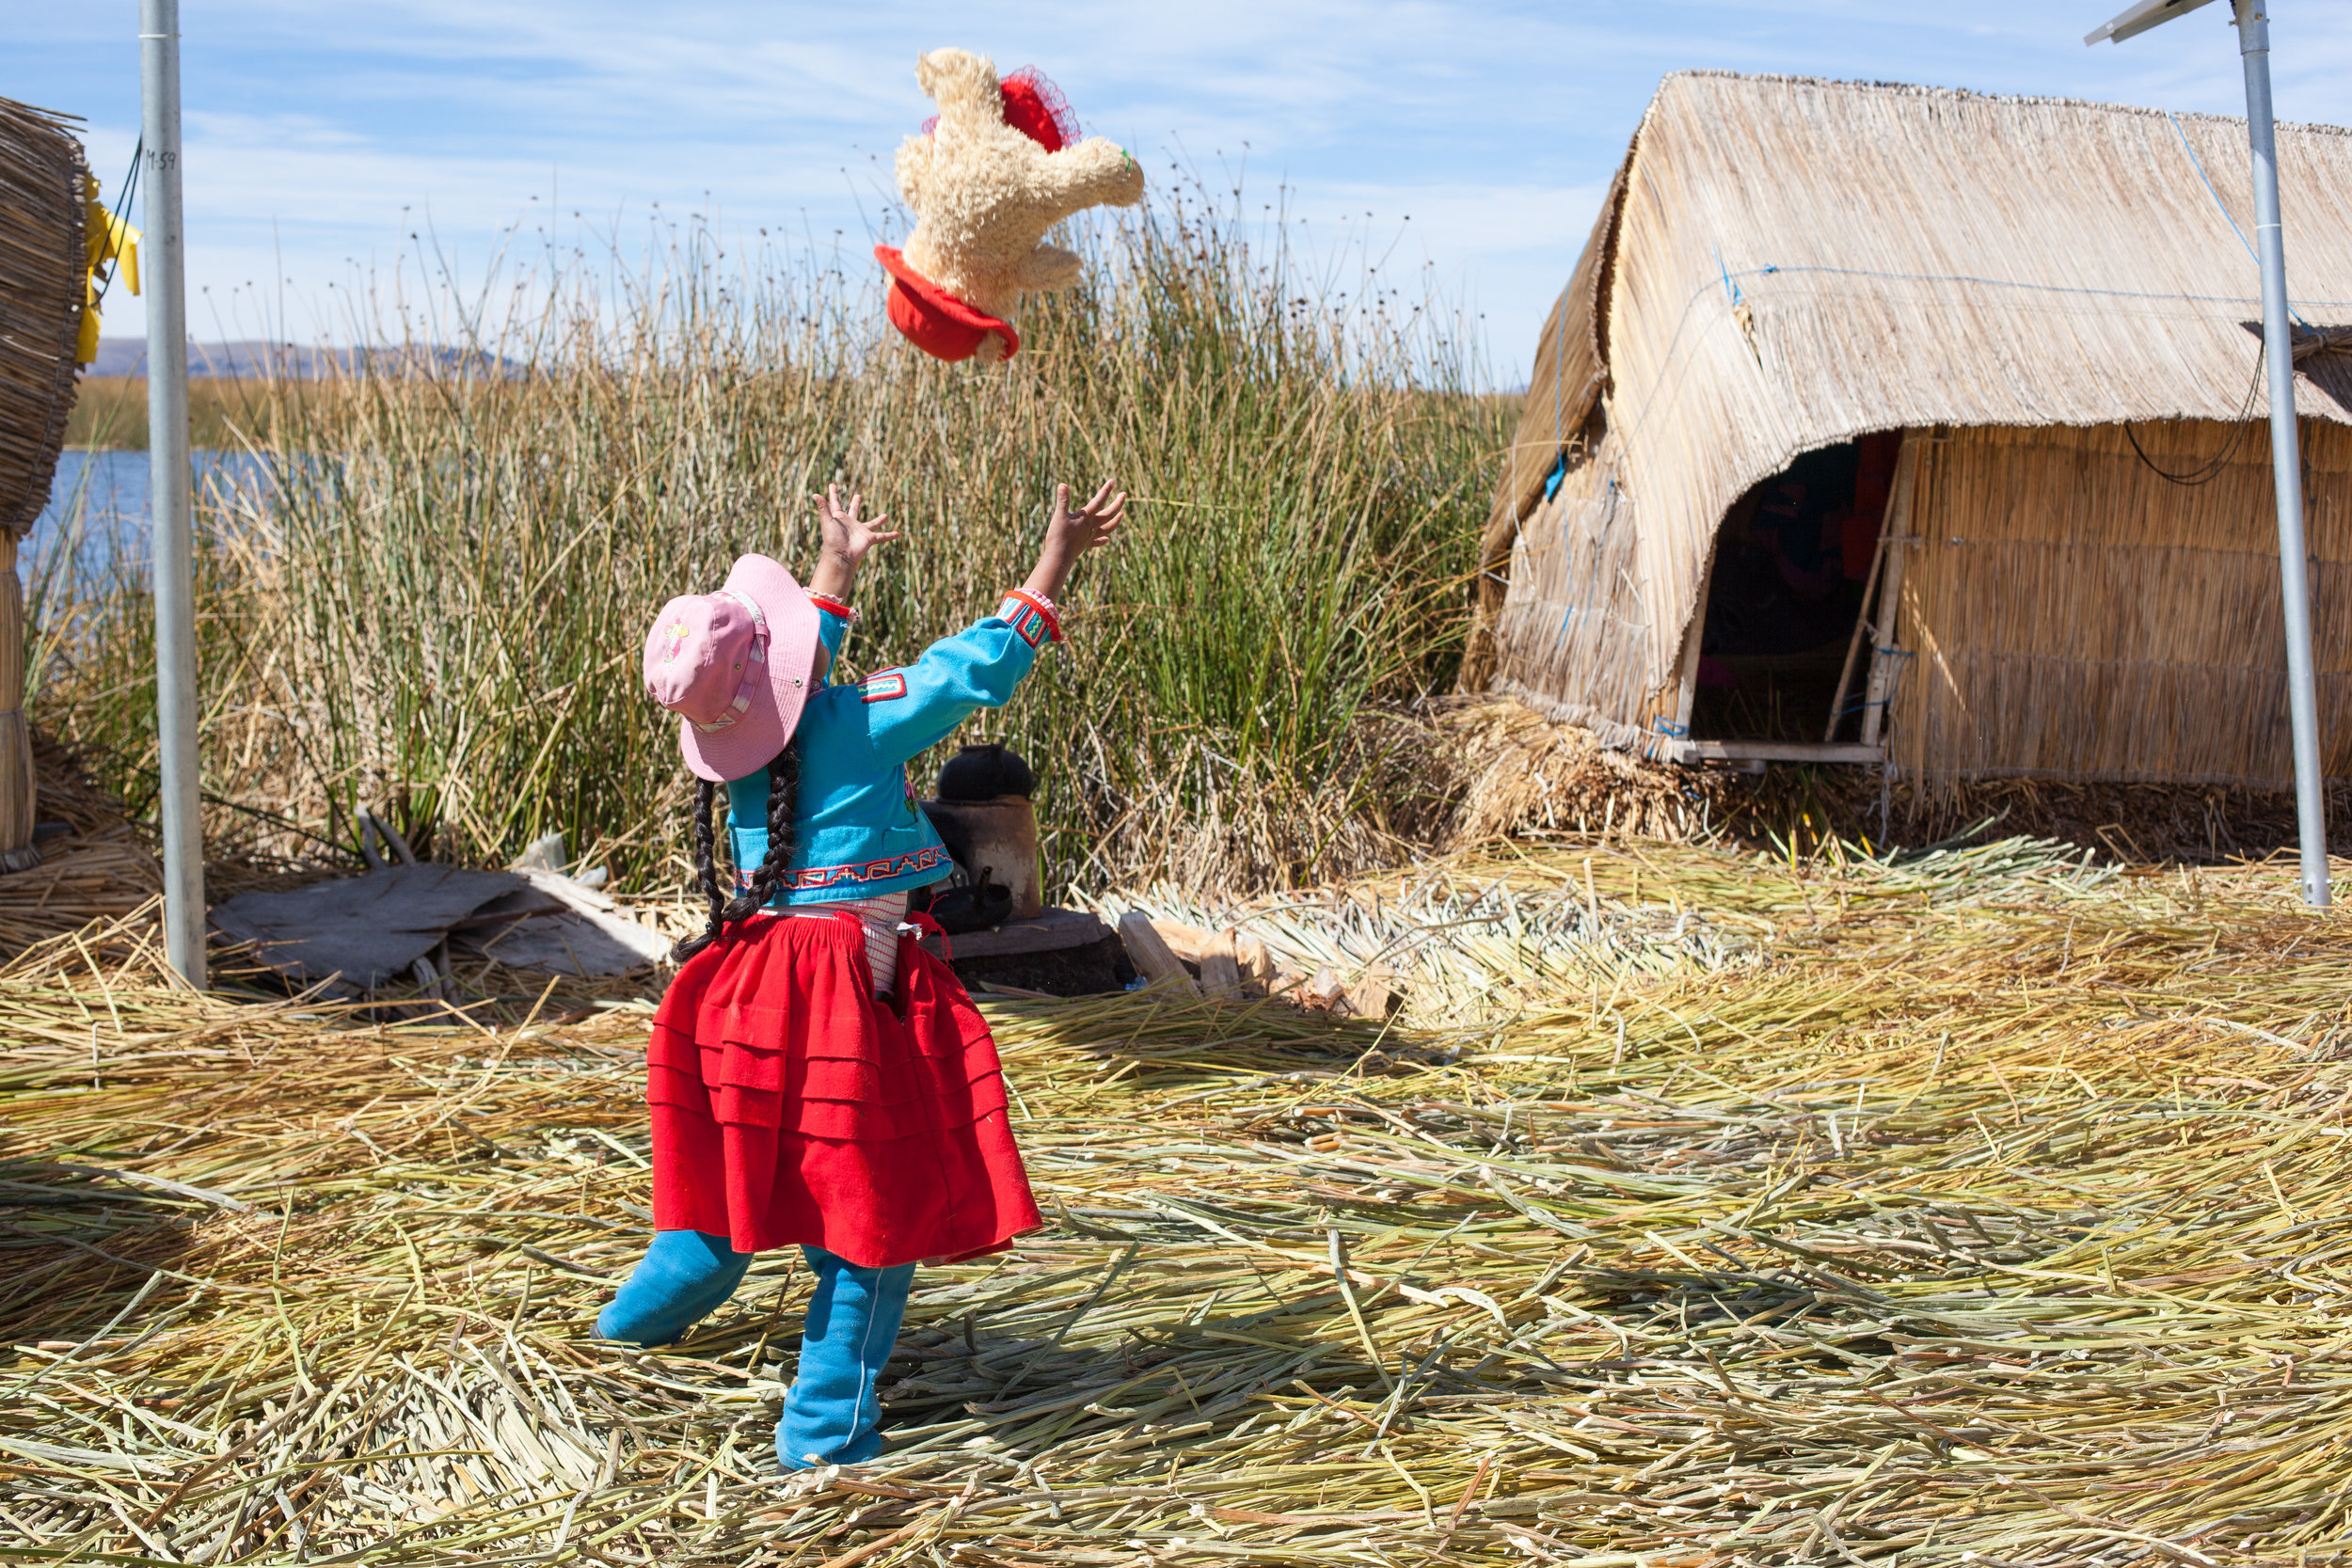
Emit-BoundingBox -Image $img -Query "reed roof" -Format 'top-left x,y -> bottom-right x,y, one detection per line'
0,96 -> 84,538
1492,70 -> 2352,696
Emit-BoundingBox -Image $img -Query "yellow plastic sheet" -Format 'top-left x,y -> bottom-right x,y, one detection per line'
79,173 -> 141,366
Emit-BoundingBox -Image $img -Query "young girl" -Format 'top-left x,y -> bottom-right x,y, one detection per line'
604,479 -> 1124,1471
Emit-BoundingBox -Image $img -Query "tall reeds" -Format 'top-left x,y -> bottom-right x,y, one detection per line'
32,190 -> 1513,895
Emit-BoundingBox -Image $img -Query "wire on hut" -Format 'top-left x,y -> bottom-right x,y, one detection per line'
2122,340 -> 2265,488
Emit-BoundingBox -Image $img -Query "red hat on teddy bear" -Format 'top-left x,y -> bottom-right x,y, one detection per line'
873,245 -> 1021,363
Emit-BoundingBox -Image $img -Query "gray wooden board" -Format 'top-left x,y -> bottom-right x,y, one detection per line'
447,886 -> 569,928
455,907 -> 669,976
917,907 -> 1110,961
210,866 -> 523,990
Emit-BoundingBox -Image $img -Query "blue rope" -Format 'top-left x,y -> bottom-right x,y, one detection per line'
2169,113 -> 2258,266
1718,261 -> 2339,311
1540,279 -> 1572,501
2169,111 -> 2311,329
1615,261 -> 2350,447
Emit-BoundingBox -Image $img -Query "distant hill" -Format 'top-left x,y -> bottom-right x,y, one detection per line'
87,340 -> 329,378
88,339 -> 518,378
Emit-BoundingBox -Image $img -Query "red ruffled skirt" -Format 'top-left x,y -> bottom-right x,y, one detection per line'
644,911 -> 1042,1269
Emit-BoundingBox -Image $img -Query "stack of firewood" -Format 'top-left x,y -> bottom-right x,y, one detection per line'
1113,911 -> 1398,1018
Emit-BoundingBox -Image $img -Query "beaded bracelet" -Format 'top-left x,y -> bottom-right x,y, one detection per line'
997,588 -> 1064,645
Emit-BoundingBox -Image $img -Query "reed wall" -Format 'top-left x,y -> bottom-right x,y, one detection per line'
0,95 -> 83,867
1488,425 -> 1684,756
1892,420 -> 2352,785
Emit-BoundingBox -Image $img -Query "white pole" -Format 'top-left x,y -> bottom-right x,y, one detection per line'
2233,0 -> 2329,907
140,0 -> 207,984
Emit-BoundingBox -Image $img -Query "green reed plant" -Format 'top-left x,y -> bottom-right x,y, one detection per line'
32,189 -> 1514,896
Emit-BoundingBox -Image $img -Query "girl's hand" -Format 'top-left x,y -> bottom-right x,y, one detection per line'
810,484 -> 900,600
818,485 -> 900,564
1020,479 -> 1125,608
1046,479 -> 1125,558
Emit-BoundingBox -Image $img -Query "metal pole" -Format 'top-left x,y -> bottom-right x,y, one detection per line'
140,0 -> 207,984
2234,0 -> 2329,907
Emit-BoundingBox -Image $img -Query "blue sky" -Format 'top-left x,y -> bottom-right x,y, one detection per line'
10,1 -> 2351,380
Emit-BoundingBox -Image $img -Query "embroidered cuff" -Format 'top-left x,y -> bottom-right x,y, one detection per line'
808,592 -> 859,624
996,589 -> 1063,648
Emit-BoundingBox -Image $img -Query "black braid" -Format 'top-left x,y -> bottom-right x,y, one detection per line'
674,779 -> 725,963
675,745 -> 803,963
721,744 -> 802,923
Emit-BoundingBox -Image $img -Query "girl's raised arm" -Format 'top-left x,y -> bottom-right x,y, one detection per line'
838,479 -> 1124,768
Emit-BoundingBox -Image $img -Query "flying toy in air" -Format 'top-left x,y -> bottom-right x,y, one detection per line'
877,49 -> 1145,364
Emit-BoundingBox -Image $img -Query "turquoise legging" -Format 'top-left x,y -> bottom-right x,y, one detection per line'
597,1231 -> 915,1470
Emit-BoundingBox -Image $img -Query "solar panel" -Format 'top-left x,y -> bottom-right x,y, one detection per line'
2085,0 -> 2221,46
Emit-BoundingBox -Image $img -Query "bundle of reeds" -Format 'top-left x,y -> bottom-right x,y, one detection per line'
1432,694 -> 1738,849
0,97 -> 86,872
8,832 -> 2352,1563
0,95 -> 82,538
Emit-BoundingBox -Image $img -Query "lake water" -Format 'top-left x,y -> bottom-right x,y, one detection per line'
31,449 -> 274,577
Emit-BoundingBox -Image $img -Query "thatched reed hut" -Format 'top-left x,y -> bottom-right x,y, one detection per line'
0,96 -> 88,868
1467,71 -> 2352,787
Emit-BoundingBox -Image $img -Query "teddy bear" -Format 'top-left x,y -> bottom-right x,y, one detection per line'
875,50 -> 1145,364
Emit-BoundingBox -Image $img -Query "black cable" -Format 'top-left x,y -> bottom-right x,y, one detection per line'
2121,341 -> 2265,487
87,135 -> 143,310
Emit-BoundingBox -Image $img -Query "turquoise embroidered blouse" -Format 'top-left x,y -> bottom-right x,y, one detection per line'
723,594 -> 1057,905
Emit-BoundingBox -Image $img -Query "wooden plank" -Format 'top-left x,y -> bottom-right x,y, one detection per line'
1116,912 -> 1198,995
1669,557 -> 1713,741
1824,454 -> 1901,742
916,907 -> 1109,961
1685,740 -> 1883,764
211,865 -> 523,990
1198,931 -> 1243,998
1136,917 -> 1216,964
460,906 -> 669,975
1861,433 -> 1923,749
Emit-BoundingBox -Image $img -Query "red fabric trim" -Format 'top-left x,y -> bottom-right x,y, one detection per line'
919,68 -> 1080,155
735,842 -> 948,892
998,68 -> 1079,153
806,593 -> 857,623
995,597 -> 1044,649
1001,588 -> 1063,642
873,245 -> 1020,364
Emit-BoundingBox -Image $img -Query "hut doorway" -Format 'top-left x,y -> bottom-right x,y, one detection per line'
1688,432 -> 1902,746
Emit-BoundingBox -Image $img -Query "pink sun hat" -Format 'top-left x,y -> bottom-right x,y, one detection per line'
643,553 -> 822,783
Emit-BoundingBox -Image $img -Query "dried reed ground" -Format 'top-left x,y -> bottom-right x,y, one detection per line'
5,836 -> 2352,1567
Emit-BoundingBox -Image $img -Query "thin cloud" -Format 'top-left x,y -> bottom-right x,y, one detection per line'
14,0 -> 2348,374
